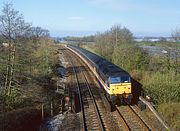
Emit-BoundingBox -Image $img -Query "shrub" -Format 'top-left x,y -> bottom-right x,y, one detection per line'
142,71 -> 180,104
0,89 -> 33,111
130,69 -> 142,81
158,102 -> 180,130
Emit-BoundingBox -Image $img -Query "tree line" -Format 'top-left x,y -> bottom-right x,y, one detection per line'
63,35 -> 95,42
95,25 -> 149,71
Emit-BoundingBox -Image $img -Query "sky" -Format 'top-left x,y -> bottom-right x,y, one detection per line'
0,0 -> 180,37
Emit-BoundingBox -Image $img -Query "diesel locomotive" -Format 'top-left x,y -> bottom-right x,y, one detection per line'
67,45 -> 133,105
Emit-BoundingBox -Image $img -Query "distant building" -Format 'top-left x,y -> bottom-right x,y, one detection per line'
59,38 -> 68,43
134,37 -> 175,42
134,38 -> 143,42
161,50 -> 168,54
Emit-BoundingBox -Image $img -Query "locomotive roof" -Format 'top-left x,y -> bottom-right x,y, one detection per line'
69,45 -> 130,77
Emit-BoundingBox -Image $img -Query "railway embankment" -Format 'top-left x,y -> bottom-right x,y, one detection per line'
0,46 -> 65,131
40,48 -> 81,131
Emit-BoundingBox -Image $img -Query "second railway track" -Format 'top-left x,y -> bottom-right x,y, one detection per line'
64,49 -> 106,131
116,102 -> 151,131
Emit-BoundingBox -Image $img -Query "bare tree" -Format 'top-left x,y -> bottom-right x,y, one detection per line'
110,25 -> 133,46
0,3 -> 30,95
95,24 -> 134,62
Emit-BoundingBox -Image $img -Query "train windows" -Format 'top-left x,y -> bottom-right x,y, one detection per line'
110,77 -> 121,84
121,76 -> 130,83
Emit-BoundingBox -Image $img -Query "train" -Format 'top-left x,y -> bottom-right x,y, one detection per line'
67,45 -> 133,105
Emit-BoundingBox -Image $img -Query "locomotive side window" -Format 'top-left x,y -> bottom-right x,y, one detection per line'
110,77 -> 121,84
121,76 -> 130,83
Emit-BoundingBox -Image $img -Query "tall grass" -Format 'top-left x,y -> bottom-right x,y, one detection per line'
142,71 -> 180,104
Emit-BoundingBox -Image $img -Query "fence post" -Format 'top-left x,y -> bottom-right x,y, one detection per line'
41,103 -> 44,120
51,102 -> 53,117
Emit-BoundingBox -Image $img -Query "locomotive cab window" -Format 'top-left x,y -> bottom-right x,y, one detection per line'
121,76 -> 130,83
110,77 -> 121,84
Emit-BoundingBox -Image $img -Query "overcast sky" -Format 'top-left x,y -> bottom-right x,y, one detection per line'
0,0 -> 180,37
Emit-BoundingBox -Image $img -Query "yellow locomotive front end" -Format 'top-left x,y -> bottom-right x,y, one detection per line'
109,76 -> 132,99
110,83 -> 131,96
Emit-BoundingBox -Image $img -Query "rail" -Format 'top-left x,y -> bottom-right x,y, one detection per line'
64,49 -> 105,131
66,51 -> 87,131
82,70 -> 105,131
115,105 -> 131,131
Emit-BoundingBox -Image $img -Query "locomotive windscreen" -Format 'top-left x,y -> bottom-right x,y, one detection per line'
110,77 -> 121,84
110,76 -> 130,84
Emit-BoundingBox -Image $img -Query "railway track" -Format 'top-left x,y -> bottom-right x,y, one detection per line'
116,102 -> 151,131
63,47 -> 152,131
113,106 -> 131,131
64,49 -> 106,131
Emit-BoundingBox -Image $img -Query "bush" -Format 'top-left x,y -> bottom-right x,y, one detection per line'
112,44 -> 149,71
130,69 -> 142,81
142,71 -> 180,104
0,89 -> 33,112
